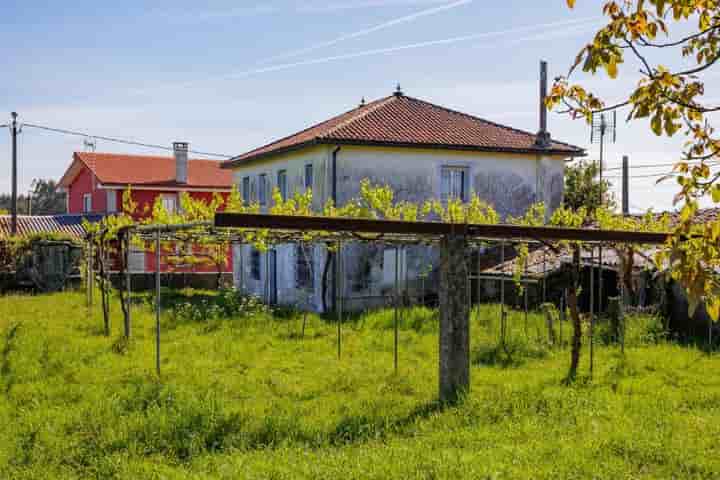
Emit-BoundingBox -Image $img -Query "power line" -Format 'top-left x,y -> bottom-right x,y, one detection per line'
22,123 -> 233,159
606,161 -> 717,171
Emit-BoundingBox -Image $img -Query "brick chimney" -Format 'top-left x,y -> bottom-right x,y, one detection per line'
174,142 -> 189,184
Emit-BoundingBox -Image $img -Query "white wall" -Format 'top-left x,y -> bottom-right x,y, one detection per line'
229,144 -> 569,311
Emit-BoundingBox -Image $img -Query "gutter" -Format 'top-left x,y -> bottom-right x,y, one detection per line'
332,146 -> 341,205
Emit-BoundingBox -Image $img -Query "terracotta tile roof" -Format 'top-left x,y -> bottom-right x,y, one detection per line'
64,152 -> 233,189
0,214 -> 104,240
224,94 -> 585,167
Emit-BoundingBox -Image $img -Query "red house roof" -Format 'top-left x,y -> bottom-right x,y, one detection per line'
224,93 -> 585,167
60,152 -> 233,190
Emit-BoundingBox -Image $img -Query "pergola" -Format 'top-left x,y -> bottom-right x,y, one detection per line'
210,213 -> 671,403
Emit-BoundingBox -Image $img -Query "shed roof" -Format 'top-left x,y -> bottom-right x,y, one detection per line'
0,214 -> 104,240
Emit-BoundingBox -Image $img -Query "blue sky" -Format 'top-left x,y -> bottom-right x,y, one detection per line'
0,0 -> 703,212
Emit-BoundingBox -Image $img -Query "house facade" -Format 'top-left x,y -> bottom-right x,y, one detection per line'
58,144 -> 234,276
222,91 -> 584,311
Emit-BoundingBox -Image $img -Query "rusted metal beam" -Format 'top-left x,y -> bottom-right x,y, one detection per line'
214,213 -> 671,245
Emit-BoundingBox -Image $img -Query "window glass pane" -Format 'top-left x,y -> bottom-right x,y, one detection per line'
295,244 -> 313,289
258,174 -> 267,205
441,167 -> 467,201
278,170 -> 287,201
162,194 -> 177,214
304,164 -> 313,191
242,177 -> 250,204
107,191 -> 117,213
251,249 -> 261,280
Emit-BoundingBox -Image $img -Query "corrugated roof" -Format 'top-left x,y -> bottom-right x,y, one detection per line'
0,214 -> 104,240
483,245 -> 657,279
224,93 -> 585,167
61,152 -> 233,189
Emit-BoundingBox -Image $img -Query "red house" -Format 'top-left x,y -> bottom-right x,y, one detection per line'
58,143 -> 234,280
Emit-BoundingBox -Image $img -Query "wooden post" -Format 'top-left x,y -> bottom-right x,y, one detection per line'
439,233 -> 470,404
608,296 -> 622,344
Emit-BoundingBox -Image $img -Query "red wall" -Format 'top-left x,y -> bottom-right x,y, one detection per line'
66,163 -> 232,276
67,167 -> 107,213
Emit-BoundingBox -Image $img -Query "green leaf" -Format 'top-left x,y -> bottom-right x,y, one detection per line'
712,186 -> 720,203
651,112 -> 663,136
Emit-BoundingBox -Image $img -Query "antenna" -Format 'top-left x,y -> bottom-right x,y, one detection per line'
83,137 -> 97,152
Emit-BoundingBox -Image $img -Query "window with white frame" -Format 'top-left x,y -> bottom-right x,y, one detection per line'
440,166 -> 467,202
242,176 -> 250,205
106,191 -> 117,213
277,170 -> 288,201
161,194 -> 178,214
304,164 -> 313,192
83,193 -> 92,213
258,174 -> 268,205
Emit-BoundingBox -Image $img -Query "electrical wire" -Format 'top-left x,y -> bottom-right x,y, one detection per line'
604,160 -> 720,171
22,123 -> 233,159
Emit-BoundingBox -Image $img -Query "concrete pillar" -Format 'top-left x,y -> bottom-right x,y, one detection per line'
439,234 -> 470,404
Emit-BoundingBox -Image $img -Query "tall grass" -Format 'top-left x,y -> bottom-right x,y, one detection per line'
0,291 -> 718,479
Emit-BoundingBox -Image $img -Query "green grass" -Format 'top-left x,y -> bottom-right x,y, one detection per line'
1,291 -> 719,479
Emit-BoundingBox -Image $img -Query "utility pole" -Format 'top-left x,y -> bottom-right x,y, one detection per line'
10,112 -> 18,235
622,155 -> 629,215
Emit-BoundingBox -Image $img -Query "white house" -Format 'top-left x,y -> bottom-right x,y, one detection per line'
222,88 -> 584,311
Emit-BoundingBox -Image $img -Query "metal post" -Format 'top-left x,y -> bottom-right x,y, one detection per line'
542,249 -> 547,303
589,247 -> 595,379
560,289 -> 566,347
524,243 -> 529,338
500,242 -> 506,345
599,245 -> 604,314
10,112 -> 18,236
622,155 -> 630,215
89,240 -> 94,309
476,245 -> 481,318
155,229 -> 161,377
336,241 -> 342,360
394,246 -> 400,374
239,244 -> 245,294
125,233 -> 132,338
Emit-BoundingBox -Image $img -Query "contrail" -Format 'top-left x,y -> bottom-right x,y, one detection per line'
264,0 -> 474,63
221,17 -> 599,81
131,16 -> 600,95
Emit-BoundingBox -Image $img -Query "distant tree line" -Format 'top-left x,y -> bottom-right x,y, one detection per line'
0,179 -> 66,215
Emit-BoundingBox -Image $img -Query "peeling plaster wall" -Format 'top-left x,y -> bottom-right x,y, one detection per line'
230,144 -> 567,311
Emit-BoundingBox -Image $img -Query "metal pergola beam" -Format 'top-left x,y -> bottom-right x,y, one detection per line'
214,213 -> 671,245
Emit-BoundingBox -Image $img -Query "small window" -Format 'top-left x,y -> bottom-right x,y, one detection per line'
161,194 -> 178,214
441,166 -> 467,202
304,164 -> 313,192
106,191 -> 117,213
242,177 -> 250,205
251,249 -> 261,281
258,174 -> 268,205
277,170 -> 288,201
295,244 -> 313,289
83,193 -> 92,213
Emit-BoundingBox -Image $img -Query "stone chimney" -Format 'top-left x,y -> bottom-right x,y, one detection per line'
535,60 -> 552,148
174,142 -> 189,184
